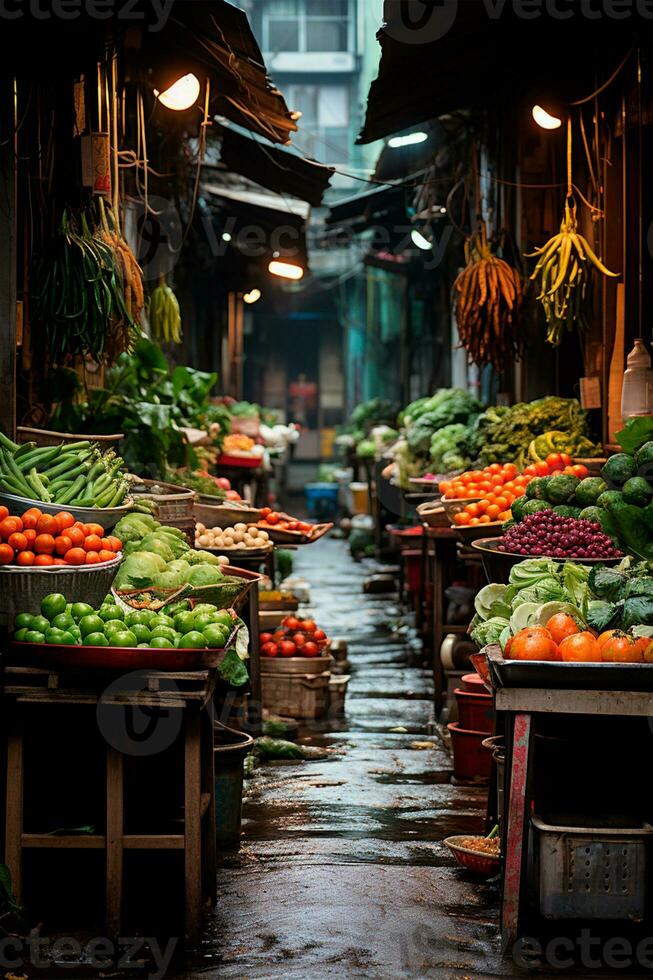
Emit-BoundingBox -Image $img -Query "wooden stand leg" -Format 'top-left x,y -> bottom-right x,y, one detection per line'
5,723 -> 24,903
501,712 -> 532,953
432,546 -> 445,711
106,747 -> 123,937
185,711 -> 202,944
200,711 -> 216,907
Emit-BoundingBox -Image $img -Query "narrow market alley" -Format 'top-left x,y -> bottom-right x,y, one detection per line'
192,539 -> 517,979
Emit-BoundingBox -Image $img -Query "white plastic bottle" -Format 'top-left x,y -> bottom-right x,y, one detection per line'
621,339 -> 653,425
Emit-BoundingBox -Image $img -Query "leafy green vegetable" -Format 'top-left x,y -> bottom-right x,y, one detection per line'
186,549 -> 224,566
475,584 -> 509,619
621,597 -> 653,631
218,647 -> 249,687
113,553 -> 167,590
616,418 -> 653,454
471,616 -> 510,648
186,564 -> 225,587
429,424 -> 471,473
586,599 -> 619,633
587,566 -> 629,602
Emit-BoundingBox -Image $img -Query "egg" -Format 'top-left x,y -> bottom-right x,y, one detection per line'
257,529 -> 269,542
234,523 -> 248,533
196,523 -> 206,534
233,529 -> 245,543
197,534 -> 211,548
218,555 -> 229,565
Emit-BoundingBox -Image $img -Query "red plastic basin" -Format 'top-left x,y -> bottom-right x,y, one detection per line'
447,722 -> 492,780
454,688 -> 494,734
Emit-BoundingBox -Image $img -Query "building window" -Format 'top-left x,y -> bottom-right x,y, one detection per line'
264,0 -> 351,54
286,83 -> 350,164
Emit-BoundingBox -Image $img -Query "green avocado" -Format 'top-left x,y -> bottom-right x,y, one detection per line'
546,474 -> 580,505
575,477 -> 608,508
622,476 -> 653,507
601,453 -> 637,487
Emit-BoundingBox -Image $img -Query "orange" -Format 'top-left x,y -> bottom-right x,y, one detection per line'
546,613 -> 580,646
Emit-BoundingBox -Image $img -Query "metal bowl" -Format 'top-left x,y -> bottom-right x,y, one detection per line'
472,537 -> 623,584
0,491 -> 133,530
454,521 -> 505,543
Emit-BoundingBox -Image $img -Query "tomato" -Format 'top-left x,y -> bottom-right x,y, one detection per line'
293,632 -> 306,647
439,481 -> 452,495
35,514 -> 59,536
534,461 -> 550,476
303,641 -> 319,657
512,486 -> 526,498
523,465 -> 538,477
23,528 -> 36,544
597,629 -> 624,651
34,554 -> 54,566
54,511 -> 75,530
546,453 -> 564,470
571,464 -> 590,479
486,504 -> 501,521
502,464 -> 518,477
601,633 -> 644,663
7,532 -> 27,552
16,550 -> 34,566
454,512 -> 470,526
642,641 -> 653,664
494,496 -> 509,511
546,613 -> 581,646
100,537 -> 113,551
301,619 -> 317,633
488,463 -> 502,474
261,642 -> 278,657
64,547 -> 86,566
0,517 -> 22,539
510,628 -> 559,662
83,534 -> 103,553
51,559 -> 68,566
54,535 -> 72,556
559,632 -> 601,662
106,536 -> 122,552
466,503 -> 480,518
479,515 -> 491,524
469,517 -> 480,525
34,533 -> 55,555
21,507 -> 40,525
0,506 -> 8,522
260,632 -> 273,645
283,616 -> 301,631
66,527 -> 85,548
279,640 -> 297,657
260,507 -> 271,518
313,630 -> 327,642
85,552 -> 101,564
490,474 -> 505,487
0,543 -> 13,564
272,631 -> 286,643
560,453 -> 573,466
265,512 -> 280,525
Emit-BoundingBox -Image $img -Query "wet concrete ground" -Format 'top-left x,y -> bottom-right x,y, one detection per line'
186,538 -> 521,979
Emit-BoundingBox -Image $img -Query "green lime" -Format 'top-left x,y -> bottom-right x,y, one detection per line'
203,624 -> 229,649
130,623 -> 152,643
69,625 -> 81,641
52,613 -> 75,631
14,627 -> 29,642
167,600 -> 191,616
150,625 -> 176,642
14,612 -> 34,630
45,627 -> 75,645
192,603 -> 217,617
103,619 -> 127,636
25,630 -> 45,643
103,594 -> 115,605
152,613 -> 175,630
209,610 -> 233,628
180,630 -> 207,650
31,615 -> 51,635
84,632 -> 109,647
125,610 -> 152,629
41,593 -> 67,621
173,611 -> 195,634
149,636 -> 174,649
79,614 -> 105,638
192,612 -> 214,631
99,605 -> 123,623
109,630 -> 138,647
71,602 -> 95,622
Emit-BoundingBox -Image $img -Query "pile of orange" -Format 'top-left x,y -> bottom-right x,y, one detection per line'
440,463 -> 527,526
505,613 -> 653,663
0,506 -> 122,567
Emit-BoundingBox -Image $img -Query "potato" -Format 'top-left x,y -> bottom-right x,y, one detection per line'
218,555 -> 229,565
257,529 -> 269,542
233,529 -> 245,543
234,523 -> 248,533
196,522 -> 206,534
197,534 -> 211,548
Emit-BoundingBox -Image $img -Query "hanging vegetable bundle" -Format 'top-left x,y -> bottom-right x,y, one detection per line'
149,277 -> 182,345
453,221 -> 524,371
30,204 -> 141,365
527,198 -> 619,346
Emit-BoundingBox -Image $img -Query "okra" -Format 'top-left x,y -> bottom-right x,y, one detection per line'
14,441 -> 38,457
55,475 -> 86,505
0,431 -> 19,454
95,483 -> 119,507
59,441 -> 92,453
16,445 -> 61,472
107,483 -> 128,507
26,468 -> 51,503
1,449 -> 35,497
42,455 -> 90,481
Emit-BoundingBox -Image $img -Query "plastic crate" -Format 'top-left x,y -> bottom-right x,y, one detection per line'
533,814 -> 653,920
304,483 -> 339,520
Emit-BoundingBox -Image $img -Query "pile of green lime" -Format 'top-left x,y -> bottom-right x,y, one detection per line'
13,593 -> 236,650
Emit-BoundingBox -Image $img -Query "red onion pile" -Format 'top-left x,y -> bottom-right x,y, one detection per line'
499,512 -> 624,559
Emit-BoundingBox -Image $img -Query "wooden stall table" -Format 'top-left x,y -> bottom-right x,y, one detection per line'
487,646 -> 653,953
3,660 -> 218,944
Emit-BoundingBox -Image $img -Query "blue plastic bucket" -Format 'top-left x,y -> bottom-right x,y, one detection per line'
304,483 -> 339,520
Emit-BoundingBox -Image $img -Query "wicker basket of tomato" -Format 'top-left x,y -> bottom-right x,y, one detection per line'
259,614 -> 330,664
0,505 -> 123,628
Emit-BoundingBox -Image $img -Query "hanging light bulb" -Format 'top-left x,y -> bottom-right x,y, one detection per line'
532,104 -> 563,130
388,131 -> 428,148
243,289 -> 262,305
269,260 -> 304,281
155,73 -> 201,111
411,228 -> 432,251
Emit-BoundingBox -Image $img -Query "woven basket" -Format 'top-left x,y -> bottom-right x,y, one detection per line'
131,479 -> 197,522
17,426 -> 123,449
0,554 -> 122,629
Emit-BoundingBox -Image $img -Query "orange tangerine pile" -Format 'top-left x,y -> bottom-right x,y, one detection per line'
441,463 -> 525,526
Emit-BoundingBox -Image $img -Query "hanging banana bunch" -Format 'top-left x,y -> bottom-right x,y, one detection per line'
526,119 -> 619,345
453,220 -> 525,371
149,277 -> 182,344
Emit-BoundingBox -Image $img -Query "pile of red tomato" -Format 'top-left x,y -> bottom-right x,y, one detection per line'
257,508 -> 314,535
0,506 -> 122,567
260,615 -> 329,658
506,613 -> 652,663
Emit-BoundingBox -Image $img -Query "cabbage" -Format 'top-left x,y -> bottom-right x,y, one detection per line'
187,550 -> 224,567
167,559 -> 192,578
509,602 -> 541,633
153,569 -> 185,590
113,552 -> 167,590
187,563 -> 225,586
532,601 -> 586,628
475,584 -> 509,619
471,616 -> 510,648
138,534 -> 174,563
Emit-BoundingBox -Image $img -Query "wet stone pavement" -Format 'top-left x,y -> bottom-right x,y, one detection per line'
187,538 -> 518,979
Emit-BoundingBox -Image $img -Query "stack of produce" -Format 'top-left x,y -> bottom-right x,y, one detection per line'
223,434 -> 257,454
394,389 -> 484,487
0,506 -> 122,567
336,398 -> 399,456
195,523 -> 271,552
470,556 -> 653,653
0,433 -> 129,507
112,513 -> 247,603
257,509 -> 315,535
260,615 -> 329,658
443,455 -> 585,528
466,397 -> 600,469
